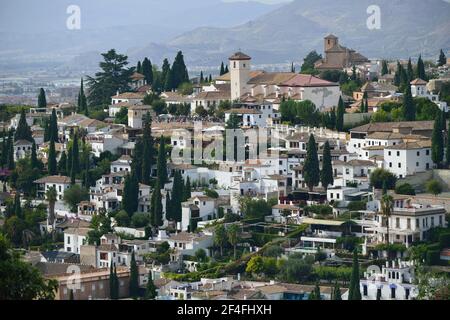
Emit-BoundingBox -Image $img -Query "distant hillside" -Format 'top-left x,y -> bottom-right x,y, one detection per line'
152,0 -> 450,66
0,0 -> 280,71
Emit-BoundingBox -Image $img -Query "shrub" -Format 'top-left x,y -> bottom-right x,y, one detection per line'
426,250 -> 441,266
395,183 -> 416,195
370,168 -> 397,189
306,205 -> 332,216
439,233 -> 450,248
347,201 -> 367,211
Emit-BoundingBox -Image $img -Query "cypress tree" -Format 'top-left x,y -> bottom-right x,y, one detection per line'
363,91 -> 369,113
70,132 -> 80,184
1,129 -> 7,167
406,58 -> 414,82
432,110 -> 444,167
308,283 -> 321,300
438,49 -> 447,67
137,60 -> 142,74
83,157 -> 90,188
6,131 -> 14,170
142,57 -> 153,85
224,65 -> 229,74
416,55 -> 426,80
446,124 -> 450,167
129,251 -> 139,299
402,85 -> 416,121
165,192 -> 172,221
171,171 -> 183,222
78,78 -> 88,116
31,141 -> 39,168
183,176 -> 191,201
200,71 -> 204,83
141,113 -> 154,185
38,88 -> 47,108
290,62 -> 295,73
133,139 -> 143,183
58,151 -> 67,176
208,74 -> 212,82
360,97 -> 366,113
171,51 -> 189,89
330,107 -> 336,129
48,139 -> 57,175
156,136 -> 167,187
161,59 -> 170,90
122,171 -> 139,216
14,192 -> 22,219
220,62 -> 225,76
164,67 -> 174,91
336,96 -> 345,131
304,134 -> 320,194
348,249 -> 362,300
333,282 -> 342,300
381,60 -> 389,76
151,181 -> 163,227
49,108 -> 58,143
145,272 -> 157,299
320,141 -> 334,191
109,261 -> 118,300
14,109 -> 33,142
69,289 -> 74,300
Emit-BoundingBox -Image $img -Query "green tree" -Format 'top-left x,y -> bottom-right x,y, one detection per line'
214,224 -> 227,256
49,109 -> 58,143
431,110 -> 444,167
70,132 -> 80,184
402,85 -> 416,121
332,282 -> 342,300
142,57 -> 153,85
426,179 -> 442,197
30,141 -> 39,169
348,249 -> 362,300
47,139 -> 57,175
227,224 -> 239,259
395,183 -> 416,195
380,194 -> 394,244
46,187 -> 57,233
308,283 -> 321,300
14,109 -> 33,142
38,88 -> 47,108
300,51 -> 322,74
145,272 -> 157,299
115,210 -> 130,227
320,141 -> 334,191
156,137 -> 168,187
381,60 -> 389,76
129,251 -> 139,299
183,176 -> 192,202
141,113 -> 154,185
122,171 -> 139,216
86,49 -> 134,106
150,181 -> 163,227
446,126 -> 450,167
170,171 -> 183,222
416,55 -> 427,80
304,134 -> 320,193
220,62 -> 225,76
77,78 -> 88,115
58,151 -> 67,176
109,261 -> 119,300
63,184 -> 88,212
0,234 -> 57,300
369,168 -> 397,189
6,130 -> 14,170
246,255 -> 264,275
438,49 -> 447,67
336,96 -> 345,131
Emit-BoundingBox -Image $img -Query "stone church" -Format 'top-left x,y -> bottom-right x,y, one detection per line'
315,34 -> 369,71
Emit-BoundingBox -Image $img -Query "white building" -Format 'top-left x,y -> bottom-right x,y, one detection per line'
34,175 -> 81,200
13,139 -> 33,161
384,140 -> 432,178
181,195 -> 217,231
360,260 -> 418,300
128,105 -> 152,129
410,78 -> 448,112
64,227 -> 92,254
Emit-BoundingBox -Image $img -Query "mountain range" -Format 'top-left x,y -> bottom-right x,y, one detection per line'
1,0 -> 449,74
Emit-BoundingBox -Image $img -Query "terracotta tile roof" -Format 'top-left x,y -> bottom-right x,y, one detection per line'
410,78 -> 427,85
225,108 -> 262,115
385,140 -> 431,150
350,121 -> 434,133
247,71 -> 296,85
34,175 -> 73,184
280,74 -> 338,87
112,92 -> 146,100
229,51 -> 251,60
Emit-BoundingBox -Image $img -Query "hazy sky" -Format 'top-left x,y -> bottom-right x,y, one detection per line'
224,0 -> 292,4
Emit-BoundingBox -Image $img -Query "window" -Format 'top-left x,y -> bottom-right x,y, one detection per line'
336,194 -> 340,199
391,288 -> 396,299
417,151 -> 420,156
416,162 -> 419,167
67,236 -> 71,244
396,218 -> 400,228
330,193 -> 333,199
363,285 -> 368,296
398,163 -> 401,168
405,288 -> 410,300
426,150 -> 430,155
416,219 -> 419,228
407,218 -> 411,229
389,162 -> 392,168
388,151 -> 391,156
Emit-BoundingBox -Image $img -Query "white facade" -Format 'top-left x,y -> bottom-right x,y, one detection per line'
384,143 -> 432,178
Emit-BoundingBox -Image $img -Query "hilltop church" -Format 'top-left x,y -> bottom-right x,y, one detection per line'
214,51 -> 342,111
314,34 -> 369,71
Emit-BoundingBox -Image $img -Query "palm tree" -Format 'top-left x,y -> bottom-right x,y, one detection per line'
380,194 -> 394,245
46,187 -> 58,240
227,224 -> 239,260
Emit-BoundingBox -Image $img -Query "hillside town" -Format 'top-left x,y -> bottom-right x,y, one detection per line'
1,34 -> 450,301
